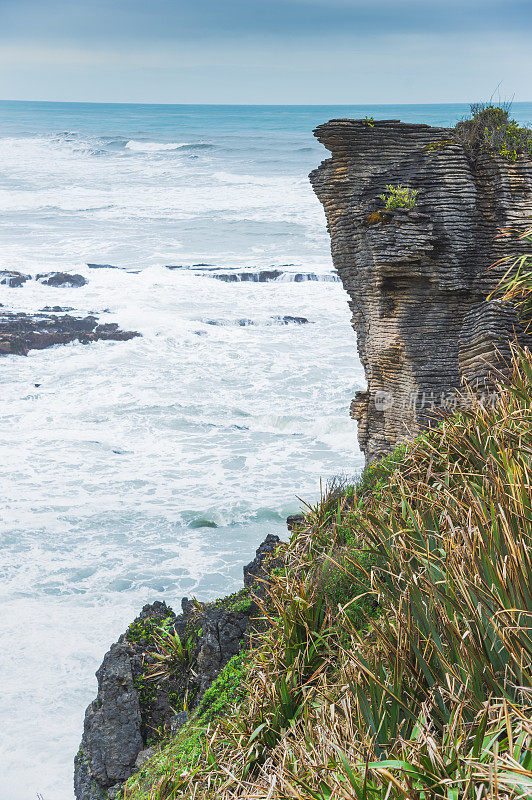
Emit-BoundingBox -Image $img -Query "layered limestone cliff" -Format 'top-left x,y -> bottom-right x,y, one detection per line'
310,119 -> 532,462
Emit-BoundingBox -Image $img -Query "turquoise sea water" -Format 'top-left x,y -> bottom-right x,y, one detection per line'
0,102 -> 531,800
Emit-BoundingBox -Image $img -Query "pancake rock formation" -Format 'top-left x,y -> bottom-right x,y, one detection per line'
310,119 -> 532,462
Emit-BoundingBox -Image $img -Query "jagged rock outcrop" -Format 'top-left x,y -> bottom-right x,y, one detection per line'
74,642 -> 144,800
74,534 -> 280,800
310,119 -> 532,461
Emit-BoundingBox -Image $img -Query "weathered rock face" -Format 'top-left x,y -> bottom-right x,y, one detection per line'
310,119 -> 532,461
74,642 -> 144,800
74,534 -> 280,800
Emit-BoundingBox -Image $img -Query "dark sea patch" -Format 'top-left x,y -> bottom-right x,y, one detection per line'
200,315 -> 310,327
178,143 -> 215,151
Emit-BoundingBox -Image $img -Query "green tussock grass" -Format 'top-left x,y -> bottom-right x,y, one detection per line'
124,344 -> 532,799
123,229 -> 532,799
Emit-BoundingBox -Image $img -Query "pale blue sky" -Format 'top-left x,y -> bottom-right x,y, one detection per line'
1,0 -> 531,103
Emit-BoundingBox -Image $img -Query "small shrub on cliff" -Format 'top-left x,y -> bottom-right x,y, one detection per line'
454,102 -> 532,161
378,184 -> 419,211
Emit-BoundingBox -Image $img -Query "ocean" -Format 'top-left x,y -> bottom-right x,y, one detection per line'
1,102 -> 531,800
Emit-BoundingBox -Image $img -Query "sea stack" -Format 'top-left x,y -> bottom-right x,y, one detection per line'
310,119 -> 532,462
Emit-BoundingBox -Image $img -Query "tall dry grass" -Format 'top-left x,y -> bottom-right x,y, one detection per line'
126,345 -> 532,800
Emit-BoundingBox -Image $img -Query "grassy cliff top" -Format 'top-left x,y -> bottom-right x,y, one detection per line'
123,231 -> 532,800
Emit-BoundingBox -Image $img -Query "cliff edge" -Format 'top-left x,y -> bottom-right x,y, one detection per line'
310,118 -> 532,461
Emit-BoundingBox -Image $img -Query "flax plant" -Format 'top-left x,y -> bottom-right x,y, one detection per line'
124,348 -> 532,800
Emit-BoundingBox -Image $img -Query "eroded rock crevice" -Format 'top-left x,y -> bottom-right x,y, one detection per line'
310,119 -> 532,461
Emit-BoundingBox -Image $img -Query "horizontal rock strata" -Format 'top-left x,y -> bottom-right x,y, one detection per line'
310,119 -> 532,461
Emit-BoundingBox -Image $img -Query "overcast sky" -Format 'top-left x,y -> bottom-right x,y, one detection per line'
0,0 -> 531,103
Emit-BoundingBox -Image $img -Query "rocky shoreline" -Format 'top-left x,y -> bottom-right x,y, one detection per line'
0,309 -> 140,356
74,530 -> 293,800
0,269 -> 140,355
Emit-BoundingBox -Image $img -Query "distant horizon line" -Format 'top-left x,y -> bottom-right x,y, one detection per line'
1,99 -> 532,108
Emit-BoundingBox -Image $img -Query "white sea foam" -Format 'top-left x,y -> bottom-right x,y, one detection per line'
0,265 -> 364,800
0,110 -> 364,800
125,139 -> 191,152
0,133 -> 327,271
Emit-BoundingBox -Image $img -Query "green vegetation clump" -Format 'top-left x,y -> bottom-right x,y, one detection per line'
454,102 -> 532,161
195,650 -> 250,724
422,138 -> 454,152
126,612 -> 175,648
378,184 -> 419,211
211,585 -> 254,614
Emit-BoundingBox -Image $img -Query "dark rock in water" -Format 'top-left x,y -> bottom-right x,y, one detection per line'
40,306 -> 74,312
36,272 -> 87,287
272,315 -> 310,325
201,316 -> 309,327
201,269 -> 283,282
163,264 -> 340,282
87,263 -> 119,270
287,514 -> 305,531
74,535 -> 281,800
0,310 -> 140,356
201,269 -> 339,283
0,270 -> 31,287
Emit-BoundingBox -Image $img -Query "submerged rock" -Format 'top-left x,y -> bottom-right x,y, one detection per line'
202,315 -> 310,327
36,272 -> 87,287
201,268 -> 339,283
0,270 -> 31,287
74,534 -> 281,800
273,315 -> 310,325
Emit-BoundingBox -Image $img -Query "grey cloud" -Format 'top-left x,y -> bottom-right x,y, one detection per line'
1,0 -> 531,43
